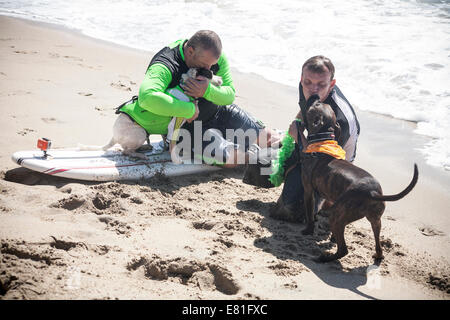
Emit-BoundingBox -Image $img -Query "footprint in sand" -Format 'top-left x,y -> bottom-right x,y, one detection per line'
17,128 -> 35,136
77,63 -> 97,70
118,75 -> 136,86
78,92 -> 93,97
63,55 -> 83,62
8,90 -> 31,97
94,106 -> 114,113
110,81 -> 132,92
41,117 -> 63,124
13,50 -> 38,54
419,226 -> 445,237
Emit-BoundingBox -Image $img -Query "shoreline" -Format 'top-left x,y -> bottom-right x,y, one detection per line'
0,15 -> 449,300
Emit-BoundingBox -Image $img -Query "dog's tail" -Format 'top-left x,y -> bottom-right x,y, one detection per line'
77,138 -> 115,151
370,164 -> 418,202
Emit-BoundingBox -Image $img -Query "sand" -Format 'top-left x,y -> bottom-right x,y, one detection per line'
0,16 -> 449,300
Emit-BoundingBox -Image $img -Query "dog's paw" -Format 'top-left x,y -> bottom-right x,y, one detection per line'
372,252 -> 384,262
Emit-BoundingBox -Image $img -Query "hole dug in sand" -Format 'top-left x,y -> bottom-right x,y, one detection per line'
92,193 -> 112,210
50,195 -> 86,211
49,236 -> 88,251
127,255 -> 240,295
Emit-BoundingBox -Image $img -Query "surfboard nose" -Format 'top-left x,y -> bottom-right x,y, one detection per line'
11,151 -> 24,165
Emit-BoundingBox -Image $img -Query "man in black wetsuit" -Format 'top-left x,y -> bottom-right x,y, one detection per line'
270,55 -> 360,222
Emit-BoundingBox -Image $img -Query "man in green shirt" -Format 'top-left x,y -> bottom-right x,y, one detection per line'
119,30 -> 278,166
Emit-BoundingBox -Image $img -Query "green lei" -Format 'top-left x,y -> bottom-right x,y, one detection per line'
269,131 -> 296,187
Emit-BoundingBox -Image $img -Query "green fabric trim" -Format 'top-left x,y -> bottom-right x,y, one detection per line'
168,39 -> 186,60
179,39 -> 186,61
269,132 -> 296,187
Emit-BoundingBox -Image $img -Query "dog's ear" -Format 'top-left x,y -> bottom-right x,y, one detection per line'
196,68 -> 213,79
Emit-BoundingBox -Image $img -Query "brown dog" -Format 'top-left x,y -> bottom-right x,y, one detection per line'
300,100 -> 418,262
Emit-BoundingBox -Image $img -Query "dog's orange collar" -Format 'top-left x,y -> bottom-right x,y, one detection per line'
304,140 -> 346,160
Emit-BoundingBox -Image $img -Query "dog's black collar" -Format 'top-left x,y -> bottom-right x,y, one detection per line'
300,152 -> 333,161
307,132 -> 335,143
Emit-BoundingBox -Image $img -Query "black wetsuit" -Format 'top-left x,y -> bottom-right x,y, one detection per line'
281,83 -> 360,209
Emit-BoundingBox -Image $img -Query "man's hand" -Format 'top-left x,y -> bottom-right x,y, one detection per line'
288,120 -> 299,143
186,100 -> 199,123
182,76 -> 209,99
288,119 -> 307,145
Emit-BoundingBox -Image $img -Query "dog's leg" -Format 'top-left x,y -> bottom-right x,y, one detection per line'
113,113 -> 148,157
314,193 -> 324,222
77,137 -> 115,151
136,136 -> 153,152
102,137 -> 116,151
316,220 -> 348,262
315,194 -> 359,262
367,215 -> 384,261
302,188 -> 315,235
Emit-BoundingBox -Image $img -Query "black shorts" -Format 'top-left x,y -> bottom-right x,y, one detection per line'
179,104 -> 265,163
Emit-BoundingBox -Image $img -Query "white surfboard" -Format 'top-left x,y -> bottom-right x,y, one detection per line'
11,141 -> 221,181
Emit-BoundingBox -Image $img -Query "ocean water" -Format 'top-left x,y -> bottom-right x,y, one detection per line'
1,0 -> 449,170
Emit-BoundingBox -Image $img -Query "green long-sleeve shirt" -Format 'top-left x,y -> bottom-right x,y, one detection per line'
121,39 -> 235,135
